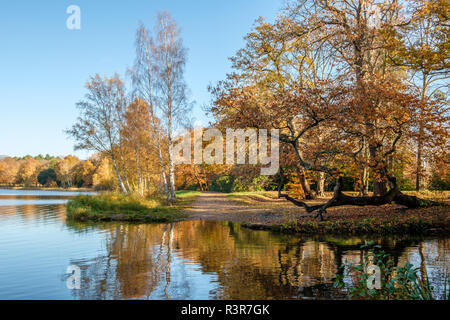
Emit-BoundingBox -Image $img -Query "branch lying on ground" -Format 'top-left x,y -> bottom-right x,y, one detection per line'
278,172 -> 445,221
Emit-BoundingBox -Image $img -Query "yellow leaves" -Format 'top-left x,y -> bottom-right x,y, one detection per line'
287,183 -> 306,200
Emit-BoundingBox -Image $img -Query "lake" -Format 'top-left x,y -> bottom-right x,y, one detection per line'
0,189 -> 448,299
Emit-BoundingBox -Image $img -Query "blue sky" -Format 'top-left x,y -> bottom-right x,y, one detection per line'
0,0 -> 282,159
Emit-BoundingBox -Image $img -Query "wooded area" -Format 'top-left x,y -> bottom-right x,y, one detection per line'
1,1 -> 448,218
209,0 -> 449,216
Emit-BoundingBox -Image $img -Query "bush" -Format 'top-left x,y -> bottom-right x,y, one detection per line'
430,172 -> 450,191
231,175 -> 271,192
334,242 -> 449,300
327,176 -> 357,191
210,175 -> 234,193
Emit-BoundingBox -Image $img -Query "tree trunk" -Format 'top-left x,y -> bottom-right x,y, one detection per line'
369,145 -> 388,197
166,82 -> 176,201
111,156 -> 128,194
416,73 -> 428,191
156,129 -> 170,201
135,150 -> 143,197
296,167 -> 316,199
360,138 -> 369,196
360,167 -> 369,196
416,127 -> 424,191
117,142 -> 132,193
317,171 -> 325,197
373,179 -> 388,197
192,165 -> 204,191
168,136 -> 176,200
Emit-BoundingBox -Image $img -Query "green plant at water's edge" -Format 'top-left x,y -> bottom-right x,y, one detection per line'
333,242 -> 450,300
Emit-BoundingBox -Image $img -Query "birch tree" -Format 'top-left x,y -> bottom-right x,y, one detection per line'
130,22 -> 171,200
152,11 -> 192,200
67,74 -> 129,194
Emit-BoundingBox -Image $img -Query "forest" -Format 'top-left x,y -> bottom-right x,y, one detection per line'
1,1 -> 448,213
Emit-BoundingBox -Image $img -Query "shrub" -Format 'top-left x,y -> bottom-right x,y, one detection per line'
430,172 -> 450,191
230,175 -> 271,192
334,242 -> 449,300
210,175 -> 234,193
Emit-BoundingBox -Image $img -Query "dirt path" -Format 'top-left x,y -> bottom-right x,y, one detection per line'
185,192 -> 274,222
183,192 -> 300,224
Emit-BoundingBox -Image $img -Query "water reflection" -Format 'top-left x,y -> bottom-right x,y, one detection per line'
66,220 -> 450,300
0,189 -> 448,300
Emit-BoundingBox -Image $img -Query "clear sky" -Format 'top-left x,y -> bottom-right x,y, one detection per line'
0,0 -> 282,159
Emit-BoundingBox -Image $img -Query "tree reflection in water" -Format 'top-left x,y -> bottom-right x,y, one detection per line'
65,220 -> 449,300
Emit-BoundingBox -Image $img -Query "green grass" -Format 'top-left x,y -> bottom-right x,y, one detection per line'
403,190 -> 450,202
226,191 -> 277,204
66,190 -> 201,223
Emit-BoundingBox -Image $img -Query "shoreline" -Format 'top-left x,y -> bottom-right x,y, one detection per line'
0,186 -> 95,192
182,192 -> 450,236
184,209 -> 450,236
239,217 -> 449,236
61,191 -> 449,236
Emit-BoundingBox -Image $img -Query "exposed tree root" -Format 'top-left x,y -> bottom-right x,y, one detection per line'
278,173 -> 444,221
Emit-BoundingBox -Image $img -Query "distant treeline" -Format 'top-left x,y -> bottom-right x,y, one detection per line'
10,154 -> 60,161
0,154 -> 123,190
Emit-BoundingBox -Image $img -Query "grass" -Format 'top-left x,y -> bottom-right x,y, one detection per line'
66,190 -> 201,223
228,190 -> 450,204
243,205 -> 450,236
403,190 -> 450,203
226,191 -> 278,204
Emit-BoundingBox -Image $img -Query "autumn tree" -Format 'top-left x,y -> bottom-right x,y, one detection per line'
130,22 -> 171,200
122,98 -> 161,196
92,156 -> 116,190
0,157 -> 21,185
386,0 -> 449,190
72,160 -> 96,188
129,13 -> 192,201
16,157 -> 40,187
54,155 -> 80,188
210,0 -> 445,220
67,74 -> 130,194
151,11 -> 192,200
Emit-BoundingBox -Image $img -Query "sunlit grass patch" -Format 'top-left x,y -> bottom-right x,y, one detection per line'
226,191 -> 277,204
175,190 -> 202,200
403,190 -> 450,202
171,190 -> 202,208
66,191 -> 201,223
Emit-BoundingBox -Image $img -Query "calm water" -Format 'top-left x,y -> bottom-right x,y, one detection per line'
0,189 -> 448,300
